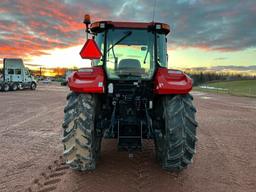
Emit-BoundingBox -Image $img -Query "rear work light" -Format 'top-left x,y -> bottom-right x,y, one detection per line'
155,23 -> 170,31
90,22 -> 105,29
156,24 -> 161,29
99,23 -> 105,28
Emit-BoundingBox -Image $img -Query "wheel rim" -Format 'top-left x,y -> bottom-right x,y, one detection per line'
31,83 -> 36,89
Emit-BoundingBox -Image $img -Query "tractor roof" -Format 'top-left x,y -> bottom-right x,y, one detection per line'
90,21 -> 170,35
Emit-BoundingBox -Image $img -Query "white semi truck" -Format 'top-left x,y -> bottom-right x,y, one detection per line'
0,58 -> 37,91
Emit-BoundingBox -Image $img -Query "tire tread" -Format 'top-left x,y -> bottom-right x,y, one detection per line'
62,92 -> 98,171
156,94 -> 198,171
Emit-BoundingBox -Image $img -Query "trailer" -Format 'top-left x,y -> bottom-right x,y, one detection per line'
0,58 -> 37,91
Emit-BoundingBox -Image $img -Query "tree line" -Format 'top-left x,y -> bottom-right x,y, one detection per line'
1,67 -> 255,85
187,71 -> 256,86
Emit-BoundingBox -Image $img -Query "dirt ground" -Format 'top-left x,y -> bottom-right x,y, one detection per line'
0,84 -> 256,192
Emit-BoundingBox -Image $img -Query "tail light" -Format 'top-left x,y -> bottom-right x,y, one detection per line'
154,68 -> 192,94
168,69 -> 183,75
79,68 -> 93,73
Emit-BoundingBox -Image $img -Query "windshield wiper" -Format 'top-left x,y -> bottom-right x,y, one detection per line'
143,48 -> 149,64
107,31 -> 132,52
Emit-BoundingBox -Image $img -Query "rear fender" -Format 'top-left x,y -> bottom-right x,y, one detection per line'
68,67 -> 105,93
154,68 -> 192,94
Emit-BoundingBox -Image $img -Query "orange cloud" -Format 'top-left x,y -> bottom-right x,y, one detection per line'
0,0 -> 107,60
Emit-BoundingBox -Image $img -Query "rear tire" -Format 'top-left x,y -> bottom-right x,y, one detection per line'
154,94 -> 198,171
11,83 -> 18,91
4,84 -> 10,92
62,92 -> 101,171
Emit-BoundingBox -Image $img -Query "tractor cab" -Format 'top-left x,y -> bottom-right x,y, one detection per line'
90,21 -> 170,81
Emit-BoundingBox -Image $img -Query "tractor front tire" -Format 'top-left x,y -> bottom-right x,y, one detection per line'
62,93 -> 101,171
155,94 -> 198,171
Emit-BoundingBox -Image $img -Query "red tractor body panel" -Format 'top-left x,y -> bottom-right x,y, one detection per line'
68,67 -> 105,93
154,68 -> 192,94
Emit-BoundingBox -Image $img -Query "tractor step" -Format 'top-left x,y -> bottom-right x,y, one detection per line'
117,120 -> 143,151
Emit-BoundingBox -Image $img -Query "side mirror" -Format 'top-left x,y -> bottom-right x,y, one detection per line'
80,39 -> 102,60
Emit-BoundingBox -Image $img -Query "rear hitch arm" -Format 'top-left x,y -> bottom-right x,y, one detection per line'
145,104 -> 153,138
108,104 -> 117,137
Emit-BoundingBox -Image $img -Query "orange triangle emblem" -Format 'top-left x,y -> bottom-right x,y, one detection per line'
80,39 -> 102,60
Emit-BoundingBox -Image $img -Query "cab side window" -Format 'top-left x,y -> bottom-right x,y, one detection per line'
157,34 -> 168,67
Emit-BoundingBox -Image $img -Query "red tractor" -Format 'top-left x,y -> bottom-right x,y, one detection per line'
62,15 -> 198,171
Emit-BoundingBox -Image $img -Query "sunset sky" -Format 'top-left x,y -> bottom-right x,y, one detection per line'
0,0 -> 256,70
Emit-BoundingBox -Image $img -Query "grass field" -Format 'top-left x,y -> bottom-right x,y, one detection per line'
194,80 -> 256,97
